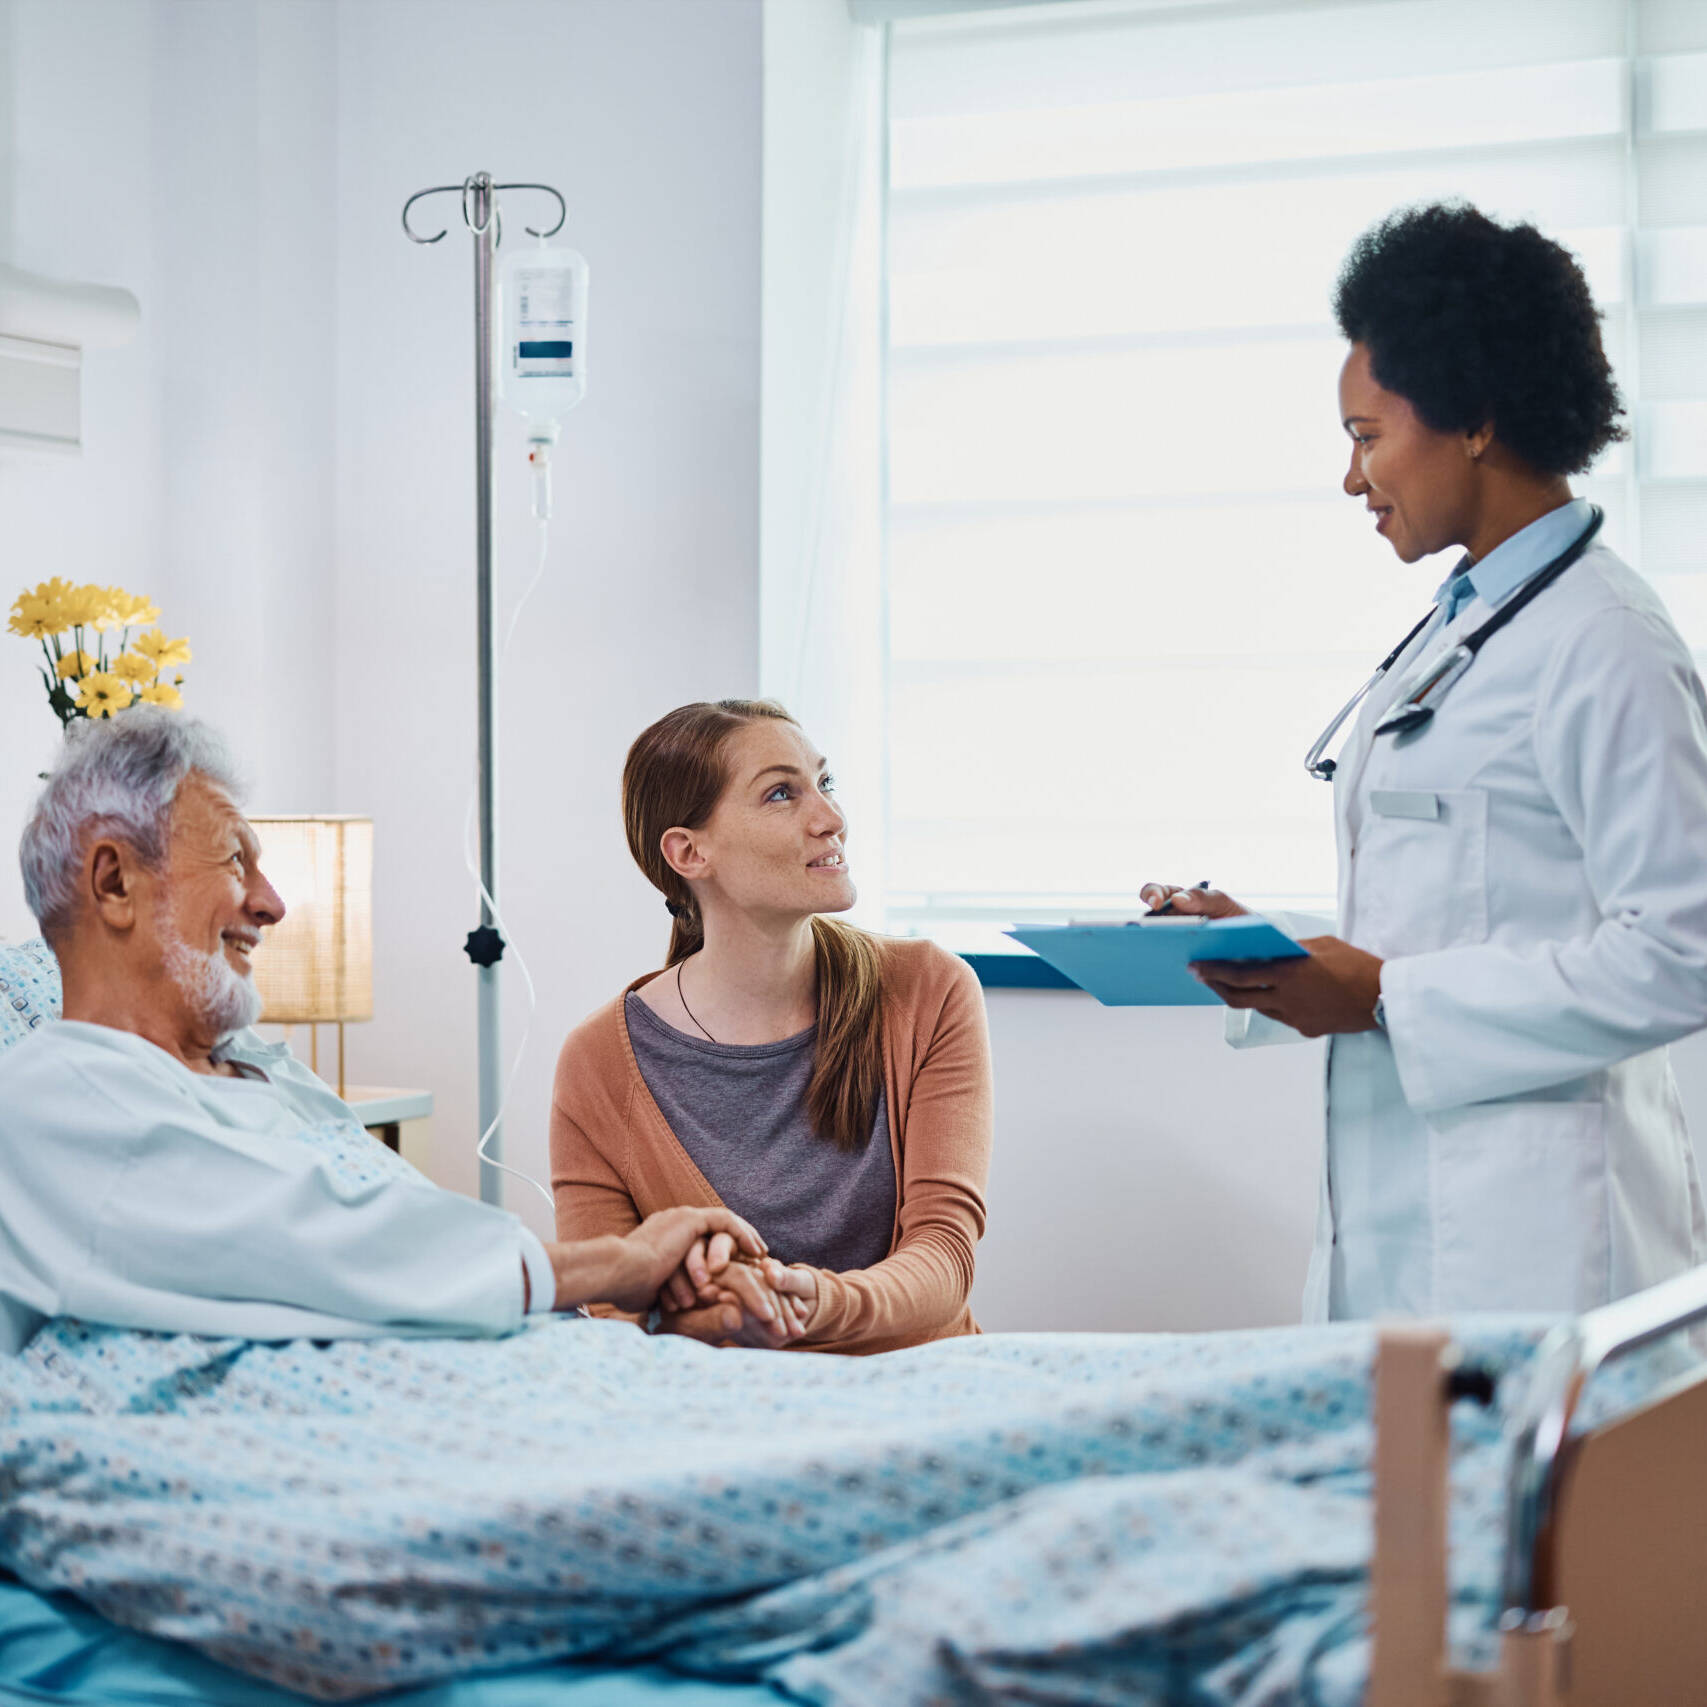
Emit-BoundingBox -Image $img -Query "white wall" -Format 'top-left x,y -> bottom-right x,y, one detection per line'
0,0 -> 339,935
329,0 -> 763,1222
1,0 -> 166,890
972,997 -> 1323,1331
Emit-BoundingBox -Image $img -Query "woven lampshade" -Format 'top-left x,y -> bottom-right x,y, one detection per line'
248,816 -> 374,1025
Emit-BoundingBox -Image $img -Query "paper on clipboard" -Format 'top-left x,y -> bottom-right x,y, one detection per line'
1003,915 -> 1308,1007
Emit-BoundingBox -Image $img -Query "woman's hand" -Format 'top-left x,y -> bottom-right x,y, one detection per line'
1192,935 -> 1384,1037
771,1262 -> 816,1319
657,1229 -> 739,1315
657,1257 -> 817,1349
1138,882 -> 1248,919
651,1230 -> 764,1311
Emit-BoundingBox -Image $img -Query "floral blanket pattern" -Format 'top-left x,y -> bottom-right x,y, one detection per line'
0,1316 -> 1571,1703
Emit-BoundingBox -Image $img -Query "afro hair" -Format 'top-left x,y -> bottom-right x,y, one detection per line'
1332,201 -> 1626,477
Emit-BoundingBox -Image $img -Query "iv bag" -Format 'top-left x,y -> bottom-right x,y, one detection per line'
498,243 -> 589,425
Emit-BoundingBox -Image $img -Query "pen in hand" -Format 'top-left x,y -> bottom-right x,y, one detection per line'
1144,880 -> 1212,918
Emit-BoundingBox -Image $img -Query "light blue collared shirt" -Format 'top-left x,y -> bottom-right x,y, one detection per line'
1436,497 -> 1595,623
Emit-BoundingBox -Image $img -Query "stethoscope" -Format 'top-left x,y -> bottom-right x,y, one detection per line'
1304,506 -> 1604,782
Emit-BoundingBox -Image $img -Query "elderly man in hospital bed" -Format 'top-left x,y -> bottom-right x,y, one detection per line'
0,709 -> 767,1357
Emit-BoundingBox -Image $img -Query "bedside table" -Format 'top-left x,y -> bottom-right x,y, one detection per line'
343,1086 -> 433,1152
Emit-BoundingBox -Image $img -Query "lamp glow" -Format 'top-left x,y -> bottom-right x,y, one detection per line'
249,816 -> 373,1095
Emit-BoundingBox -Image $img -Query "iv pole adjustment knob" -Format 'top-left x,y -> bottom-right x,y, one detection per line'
464,925 -> 506,967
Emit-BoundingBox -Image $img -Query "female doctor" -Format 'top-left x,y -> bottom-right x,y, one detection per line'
1145,202 -> 1707,1322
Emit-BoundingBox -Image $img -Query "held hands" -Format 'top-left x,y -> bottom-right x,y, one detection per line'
556,1205 -> 770,1315
550,1206 -> 816,1346
657,1236 -> 817,1350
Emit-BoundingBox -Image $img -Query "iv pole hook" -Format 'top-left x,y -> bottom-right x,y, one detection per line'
493,182 -> 566,238
402,180 -> 566,244
400,183 -> 461,244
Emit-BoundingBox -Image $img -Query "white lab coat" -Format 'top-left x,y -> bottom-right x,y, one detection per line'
0,1020 -> 543,1353
1238,534 -> 1707,1320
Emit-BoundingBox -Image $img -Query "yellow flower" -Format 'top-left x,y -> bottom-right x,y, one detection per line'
111,650 -> 156,684
7,593 -> 64,640
58,584 -> 111,629
95,586 -> 160,631
54,649 -> 97,680
86,588 -> 124,631
26,577 -> 78,606
134,628 -> 192,669
137,680 -> 183,710
74,672 -> 135,719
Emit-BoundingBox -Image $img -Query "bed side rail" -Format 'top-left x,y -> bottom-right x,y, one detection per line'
1496,1264 -> 1707,1706
1499,1262 -> 1707,1618
1369,1266 -> 1707,1707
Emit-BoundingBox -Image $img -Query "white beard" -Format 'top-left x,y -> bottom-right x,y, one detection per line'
162,932 -> 263,1042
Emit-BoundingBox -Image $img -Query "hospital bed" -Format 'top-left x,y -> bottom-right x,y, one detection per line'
2,1283 -> 1702,1707
2,937 -> 1704,1704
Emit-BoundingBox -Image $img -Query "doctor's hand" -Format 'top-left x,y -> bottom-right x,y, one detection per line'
1138,882 -> 1248,919
1192,936 -> 1384,1039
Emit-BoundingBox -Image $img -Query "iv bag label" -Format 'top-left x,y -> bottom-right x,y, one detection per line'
518,267 -> 576,330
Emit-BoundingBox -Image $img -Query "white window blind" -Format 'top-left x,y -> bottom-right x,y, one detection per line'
883,0 -> 1707,949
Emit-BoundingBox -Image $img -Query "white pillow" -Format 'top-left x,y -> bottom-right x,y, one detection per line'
0,939 -> 62,1051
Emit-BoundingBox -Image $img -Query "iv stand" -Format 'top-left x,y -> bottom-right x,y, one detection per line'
401,172 -> 566,1206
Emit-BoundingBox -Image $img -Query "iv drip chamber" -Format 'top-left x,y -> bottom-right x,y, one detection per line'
497,242 -> 589,425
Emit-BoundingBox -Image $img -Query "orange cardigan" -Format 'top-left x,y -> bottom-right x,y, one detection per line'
550,936 -> 992,1354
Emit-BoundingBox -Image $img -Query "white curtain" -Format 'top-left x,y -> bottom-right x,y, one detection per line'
760,0 -> 889,927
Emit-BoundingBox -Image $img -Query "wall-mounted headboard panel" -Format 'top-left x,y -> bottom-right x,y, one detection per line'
0,261 -> 139,454
0,331 -> 79,452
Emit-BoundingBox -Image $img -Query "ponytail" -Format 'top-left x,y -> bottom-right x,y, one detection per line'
808,915 -> 885,1153
663,894 -> 704,968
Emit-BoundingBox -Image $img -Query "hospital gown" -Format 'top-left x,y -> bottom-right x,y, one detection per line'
0,1020 -> 551,1355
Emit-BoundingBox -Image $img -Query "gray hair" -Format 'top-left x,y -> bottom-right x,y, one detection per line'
20,709 -> 245,939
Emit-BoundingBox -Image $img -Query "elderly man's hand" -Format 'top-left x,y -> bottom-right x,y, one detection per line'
1191,936 -> 1384,1038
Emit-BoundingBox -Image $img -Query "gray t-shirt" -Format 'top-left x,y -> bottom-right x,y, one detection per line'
624,993 -> 896,1271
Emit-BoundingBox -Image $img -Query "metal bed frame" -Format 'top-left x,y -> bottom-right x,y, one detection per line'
1368,1265 -> 1707,1706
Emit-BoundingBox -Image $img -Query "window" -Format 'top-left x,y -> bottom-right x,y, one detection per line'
882,0 -> 1707,951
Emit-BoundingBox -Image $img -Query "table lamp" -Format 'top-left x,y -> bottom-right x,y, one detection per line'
248,816 -> 373,1096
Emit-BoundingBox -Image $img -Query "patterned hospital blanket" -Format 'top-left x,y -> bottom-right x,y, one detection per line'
0,1315 -> 1566,1703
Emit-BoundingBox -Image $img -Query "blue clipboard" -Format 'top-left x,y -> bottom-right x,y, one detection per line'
1004,916 -> 1308,1007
